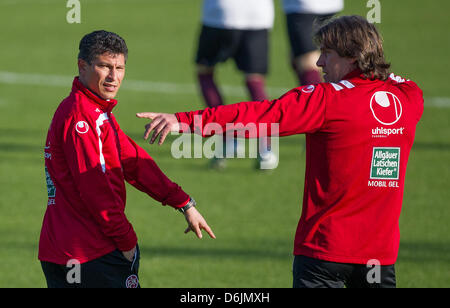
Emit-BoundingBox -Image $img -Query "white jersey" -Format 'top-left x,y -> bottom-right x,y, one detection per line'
202,0 -> 274,30
283,0 -> 344,14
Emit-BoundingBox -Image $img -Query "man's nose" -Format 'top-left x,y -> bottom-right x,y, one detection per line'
316,54 -> 324,68
107,68 -> 117,80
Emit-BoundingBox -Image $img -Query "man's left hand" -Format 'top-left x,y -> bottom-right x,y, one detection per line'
183,206 -> 216,239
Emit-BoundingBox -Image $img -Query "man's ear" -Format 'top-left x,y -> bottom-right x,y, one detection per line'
78,58 -> 88,74
347,57 -> 358,70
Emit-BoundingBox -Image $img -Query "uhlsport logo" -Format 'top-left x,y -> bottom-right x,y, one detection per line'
75,121 -> 89,134
370,91 -> 402,125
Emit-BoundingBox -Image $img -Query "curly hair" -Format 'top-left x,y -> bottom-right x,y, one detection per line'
314,15 -> 391,81
78,30 -> 128,64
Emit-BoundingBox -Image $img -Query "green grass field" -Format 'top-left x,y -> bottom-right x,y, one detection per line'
0,0 -> 448,288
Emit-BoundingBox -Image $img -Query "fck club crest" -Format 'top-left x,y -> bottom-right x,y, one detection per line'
75,121 -> 89,134
301,85 -> 315,93
370,91 -> 402,125
125,274 -> 139,288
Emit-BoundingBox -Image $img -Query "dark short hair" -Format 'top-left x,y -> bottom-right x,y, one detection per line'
78,30 -> 128,64
314,15 -> 391,81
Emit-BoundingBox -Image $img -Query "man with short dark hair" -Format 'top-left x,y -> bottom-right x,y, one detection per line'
137,16 -> 424,288
39,30 -> 215,288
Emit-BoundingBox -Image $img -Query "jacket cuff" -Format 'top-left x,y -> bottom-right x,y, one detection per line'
172,197 -> 191,209
175,112 -> 191,133
114,226 -> 138,251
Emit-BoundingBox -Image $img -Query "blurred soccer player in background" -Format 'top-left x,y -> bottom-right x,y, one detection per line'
137,16 -> 424,288
195,0 -> 277,169
39,30 -> 215,288
283,0 -> 344,85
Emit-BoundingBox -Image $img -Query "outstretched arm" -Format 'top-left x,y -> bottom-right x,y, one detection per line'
111,115 -> 215,239
137,85 -> 327,145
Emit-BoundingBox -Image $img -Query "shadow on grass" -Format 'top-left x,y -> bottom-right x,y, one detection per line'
398,241 -> 450,263
2,237 -> 449,267
0,128 -> 46,139
139,244 -> 292,261
136,240 -> 450,264
412,141 -> 450,151
0,128 -> 45,155
0,142 -> 42,153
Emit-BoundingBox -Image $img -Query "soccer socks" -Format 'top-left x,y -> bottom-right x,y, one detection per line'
245,75 -> 267,102
197,73 -> 224,108
198,73 -> 277,169
198,73 -> 267,107
244,75 -> 276,168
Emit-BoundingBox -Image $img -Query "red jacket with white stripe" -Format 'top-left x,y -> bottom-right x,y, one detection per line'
39,77 -> 190,265
176,70 -> 423,265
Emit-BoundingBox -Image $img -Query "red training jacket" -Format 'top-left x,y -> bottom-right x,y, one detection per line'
39,77 -> 190,265
176,70 -> 423,265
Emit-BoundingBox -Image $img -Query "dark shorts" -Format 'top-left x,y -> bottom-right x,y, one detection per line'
286,13 -> 336,57
293,255 -> 396,288
195,25 -> 269,74
41,246 -> 140,288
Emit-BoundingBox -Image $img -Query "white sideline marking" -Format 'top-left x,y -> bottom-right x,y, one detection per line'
0,71 -> 448,108
0,71 -> 287,98
428,97 -> 450,108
